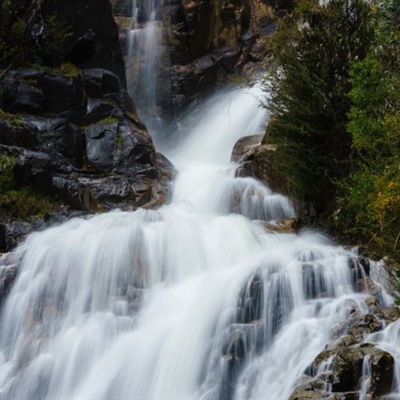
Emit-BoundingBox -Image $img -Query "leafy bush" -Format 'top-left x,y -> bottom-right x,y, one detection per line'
339,0 -> 400,268
263,0 -> 373,215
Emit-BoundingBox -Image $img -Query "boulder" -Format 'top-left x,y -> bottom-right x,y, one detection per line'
1,75 -> 44,114
293,343 -> 395,399
17,116 -> 85,166
14,150 -> 52,193
113,122 -> 158,179
85,121 -> 118,169
80,68 -> 121,98
231,134 -> 264,163
2,70 -> 86,119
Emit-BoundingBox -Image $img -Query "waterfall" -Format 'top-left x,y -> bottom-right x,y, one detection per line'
126,0 -> 163,132
0,85 -> 399,399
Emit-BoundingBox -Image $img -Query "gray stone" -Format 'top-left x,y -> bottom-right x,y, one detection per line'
85,122 -> 118,169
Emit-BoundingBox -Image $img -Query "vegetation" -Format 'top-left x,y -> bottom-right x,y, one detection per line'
0,155 -> 60,220
0,1 -> 72,69
263,0 -> 373,214
340,0 -> 400,268
264,0 -> 400,273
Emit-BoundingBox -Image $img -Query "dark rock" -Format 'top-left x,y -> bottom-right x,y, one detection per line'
109,0 -> 134,16
0,119 -> 41,150
5,220 -> 35,250
0,263 -> 17,303
81,68 -> 121,98
113,122 -> 158,179
48,0 -> 127,87
156,152 -> 177,183
80,175 -> 138,206
239,274 -> 263,323
14,150 -> 52,193
52,176 -> 98,212
85,122 -> 118,169
85,101 -> 121,124
2,70 -> 86,119
369,350 -> 394,397
0,224 -> 6,252
2,75 -> 44,114
65,30 -> 98,66
16,116 -> 85,167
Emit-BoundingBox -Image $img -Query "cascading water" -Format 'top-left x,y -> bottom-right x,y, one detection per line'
0,85 -> 399,400
126,0 -> 163,132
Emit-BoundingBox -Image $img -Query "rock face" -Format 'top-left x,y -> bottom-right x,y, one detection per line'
43,0 -> 127,87
0,68 -> 174,217
0,67 -> 175,253
111,0 -> 289,120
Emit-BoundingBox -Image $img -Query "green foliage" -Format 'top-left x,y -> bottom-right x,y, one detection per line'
59,62 -> 79,78
0,1 -> 72,68
100,117 -> 119,124
0,155 -> 60,220
0,156 -> 15,192
264,0 -> 374,213
338,0 -> 400,277
0,187 -> 59,220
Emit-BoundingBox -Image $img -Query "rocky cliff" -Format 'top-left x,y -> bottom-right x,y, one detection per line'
111,0 -> 290,119
0,0 -> 175,251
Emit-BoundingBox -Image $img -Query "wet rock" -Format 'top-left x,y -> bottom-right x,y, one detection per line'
299,342 -> 395,399
234,142 -> 279,183
301,263 -> 329,300
20,116 -> 85,166
2,70 -> 86,119
1,75 -> 44,114
81,68 -> 121,98
85,122 -> 118,169
237,274 -> 263,324
369,350 -> 394,397
231,134 -> 264,163
14,150 -> 52,193
0,119 -> 39,149
113,122 -> 158,179
156,152 -> 177,183
52,177 -> 98,212
86,101 -> 121,124
3,220 -> 35,251
261,218 -> 300,234
0,263 -> 17,303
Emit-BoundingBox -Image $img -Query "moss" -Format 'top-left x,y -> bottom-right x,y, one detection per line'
0,187 -> 61,220
0,155 -> 61,220
0,109 -> 23,126
99,117 -> 119,124
59,62 -> 79,78
0,155 -> 15,191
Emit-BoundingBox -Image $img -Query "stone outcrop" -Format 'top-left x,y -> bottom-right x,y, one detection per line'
111,0 -> 290,120
0,66 -> 175,252
44,0 -> 127,87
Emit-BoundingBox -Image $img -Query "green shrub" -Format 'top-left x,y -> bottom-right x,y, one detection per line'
0,155 -> 61,220
263,0 -> 374,214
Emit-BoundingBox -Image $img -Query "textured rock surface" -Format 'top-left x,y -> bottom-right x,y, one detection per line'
0,66 -> 175,251
289,294 -> 397,400
46,0 -> 127,87
111,0 -> 290,119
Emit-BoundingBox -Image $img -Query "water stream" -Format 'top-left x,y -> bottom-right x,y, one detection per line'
0,86 -> 398,399
126,0 -> 163,132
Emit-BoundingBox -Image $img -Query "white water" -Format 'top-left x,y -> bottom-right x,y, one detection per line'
126,0 -> 163,131
0,86 -> 398,399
